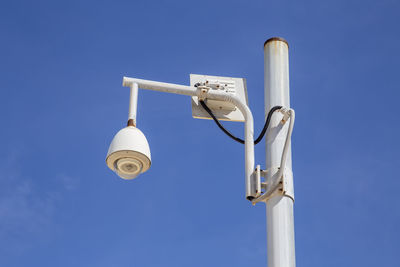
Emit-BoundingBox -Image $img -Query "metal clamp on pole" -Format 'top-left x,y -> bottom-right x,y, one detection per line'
251,166 -> 295,205
251,167 -> 294,204
251,108 -> 295,204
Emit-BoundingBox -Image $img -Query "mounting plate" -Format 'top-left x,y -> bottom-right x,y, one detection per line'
190,74 -> 248,122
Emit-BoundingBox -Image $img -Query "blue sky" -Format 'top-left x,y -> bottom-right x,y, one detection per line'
1,0 -> 399,266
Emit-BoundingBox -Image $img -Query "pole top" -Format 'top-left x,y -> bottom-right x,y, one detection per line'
264,37 -> 289,48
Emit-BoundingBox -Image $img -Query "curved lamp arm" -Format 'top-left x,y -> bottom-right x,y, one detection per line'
122,77 -> 256,199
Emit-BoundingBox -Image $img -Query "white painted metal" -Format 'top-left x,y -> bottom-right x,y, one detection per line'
123,77 -> 197,96
128,82 -> 139,125
266,196 -> 296,267
252,108 -> 295,203
264,38 -> 296,267
106,126 -> 151,179
190,74 -> 248,122
122,76 -> 256,199
207,89 -> 255,198
118,40 -> 297,265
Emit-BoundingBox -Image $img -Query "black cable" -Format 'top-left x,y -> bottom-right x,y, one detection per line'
199,100 -> 282,145
253,105 -> 283,144
199,100 -> 245,144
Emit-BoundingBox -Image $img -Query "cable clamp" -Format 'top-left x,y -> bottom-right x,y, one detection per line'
279,107 -> 291,124
196,85 -> 210,101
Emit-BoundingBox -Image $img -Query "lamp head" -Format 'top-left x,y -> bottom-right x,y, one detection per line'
106,126 -> 151,179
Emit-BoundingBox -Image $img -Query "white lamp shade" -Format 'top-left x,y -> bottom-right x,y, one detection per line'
106,126 -> 151,179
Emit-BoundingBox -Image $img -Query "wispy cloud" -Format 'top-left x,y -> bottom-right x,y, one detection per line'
57,173 -> 80,191
0,152 -> 79,255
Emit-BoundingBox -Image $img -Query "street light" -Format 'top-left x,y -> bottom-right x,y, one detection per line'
106,126 -> 151,180
106,82 -> 151,180
105,37 -> 296,267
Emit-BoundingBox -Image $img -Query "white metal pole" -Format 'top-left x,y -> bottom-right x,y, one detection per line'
264,37 -> 296,267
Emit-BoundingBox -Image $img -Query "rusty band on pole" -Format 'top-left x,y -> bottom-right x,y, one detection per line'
264,37 -> 289,48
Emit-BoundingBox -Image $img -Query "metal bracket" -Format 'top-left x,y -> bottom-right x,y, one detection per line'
252,165 -> 294,204
196,85 -> 210,101
253,165 -> 268,196
191,74 -> 248,122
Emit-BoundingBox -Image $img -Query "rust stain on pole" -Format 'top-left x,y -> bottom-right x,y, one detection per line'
127,119 -> 135,127
264,37 -> 289,48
